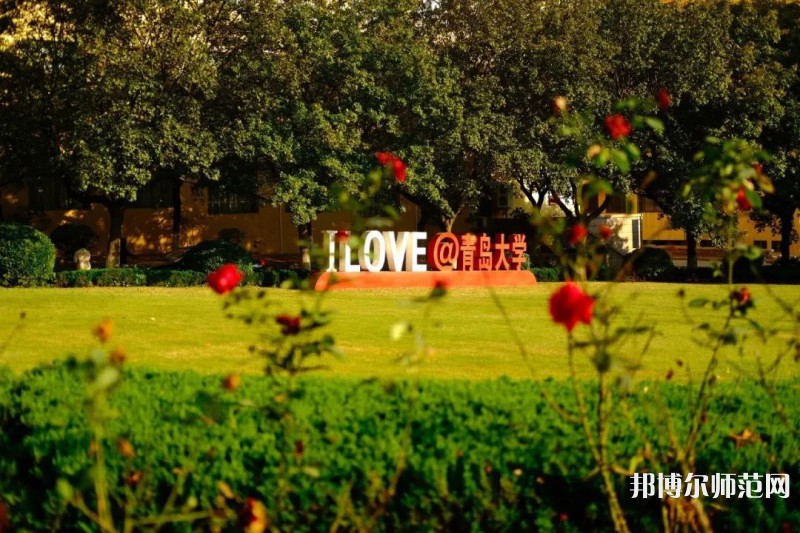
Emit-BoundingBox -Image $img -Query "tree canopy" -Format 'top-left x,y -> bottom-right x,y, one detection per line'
1,0 -> 799,263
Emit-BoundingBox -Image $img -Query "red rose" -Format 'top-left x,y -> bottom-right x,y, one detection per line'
276,314 -> 301,335
207,264 -> 244,295
549,282 -> 595,332
598,224 -> 613,241
566,223 -> 588,245
375,152 -> 407,182
656,89 -> 671,111
375,152 -> 396,166
604,114 -> 632,140
392,157 -> 407,182
736,188 -> 752,211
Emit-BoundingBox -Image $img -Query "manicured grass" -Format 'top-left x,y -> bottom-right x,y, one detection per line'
1,283 -> 799,381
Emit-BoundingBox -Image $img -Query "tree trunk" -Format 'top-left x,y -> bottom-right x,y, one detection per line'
779,208 -> 795,264
172,180 -> 182,250
106,203 -> 126,267
298,221 -> 312,269
441,216 -> 456,233
686,231 -> 698,273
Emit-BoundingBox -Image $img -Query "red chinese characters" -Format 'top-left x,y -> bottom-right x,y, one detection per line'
426,233 -> 527,272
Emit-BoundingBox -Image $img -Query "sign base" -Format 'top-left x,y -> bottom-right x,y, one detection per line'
311,270 -> 538,291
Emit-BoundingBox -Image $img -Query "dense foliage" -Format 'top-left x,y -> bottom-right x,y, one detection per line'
54,267 -> 309,288
625,247 -> 675,281
0,222 -> 55,286
2,0 -> 799,261
0,366 -> 796,531
177,240 -> 253,274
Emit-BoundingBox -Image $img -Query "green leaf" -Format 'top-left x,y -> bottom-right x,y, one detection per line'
610,149 -> 630,173
56,479 -> 74,502
623,143 -> 641,161
644,117 -> 664,134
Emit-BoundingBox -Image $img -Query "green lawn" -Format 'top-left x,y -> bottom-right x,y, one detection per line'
1,283 -> 799,381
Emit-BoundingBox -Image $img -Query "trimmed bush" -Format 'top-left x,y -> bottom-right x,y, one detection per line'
0,367 -> 797,531
258,267 -> 312,287
56,268 -> 147,288
144,269 -> 206,287
0,223 -> 56,286
625,246 -> 675,280
529,266 -> 562,282
49,223 -> 98,257
178,240 -> 253,273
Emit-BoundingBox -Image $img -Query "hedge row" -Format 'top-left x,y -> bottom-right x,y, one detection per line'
0,366 -> 797,531
529,267 -> 563,282
54,267 -> 311,288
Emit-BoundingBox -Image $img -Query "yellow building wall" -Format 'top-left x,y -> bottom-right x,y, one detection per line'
7,181 -> 800,261
1,183 -> 425,259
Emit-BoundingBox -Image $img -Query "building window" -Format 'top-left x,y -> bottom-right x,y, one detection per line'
638,195 -> 661,213
754,240 -> 768,250
496,185 -> 511,210
632,219 -> 642,249
208,187 -> 259,214
133,179 -> 173,209
29,180 -> 89,211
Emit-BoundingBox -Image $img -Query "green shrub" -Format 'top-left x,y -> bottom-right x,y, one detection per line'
0,223 -> 56,286
178,240 -> 253,273
55,268 -> 146,288
144,269 -> 206,287
0,367 -> 797,531
256,268 -> 311,287
625,247 -> 675,280
529,266 -> 562,282
49,223 -> 98,257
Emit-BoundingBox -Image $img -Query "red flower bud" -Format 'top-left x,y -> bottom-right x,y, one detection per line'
656,89 -> 671,111
598,224 -> 613,241
276,314 -> 301,335
207,264 -> 244,294
222,373 -> 242,391
239,498 -> 269,533
732,287 -> 752,306
566,223 -> 588,245
604,114 -> 632,140
549,282 -> 595,333
334,229 -> 350,243
551,96 -> 568,115
736,188 -> 752,211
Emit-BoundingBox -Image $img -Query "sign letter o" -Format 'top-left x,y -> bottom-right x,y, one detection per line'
359,231 -> 386,272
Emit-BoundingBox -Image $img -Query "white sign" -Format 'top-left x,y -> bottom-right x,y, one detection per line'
325,231 -> 427,273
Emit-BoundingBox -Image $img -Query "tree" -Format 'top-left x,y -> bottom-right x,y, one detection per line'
755,1 -> 800,263
0,0 -> 220,263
